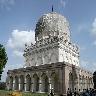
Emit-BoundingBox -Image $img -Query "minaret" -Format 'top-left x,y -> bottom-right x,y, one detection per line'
52,5 -> 53,12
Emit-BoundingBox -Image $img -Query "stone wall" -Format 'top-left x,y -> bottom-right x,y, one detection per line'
6,62 -> 93,95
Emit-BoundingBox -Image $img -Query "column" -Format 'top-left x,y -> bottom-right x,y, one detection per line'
13,77 -> 15,90
88,79 -> 89,89
48,77 -> 52,93
82,77 -> 84,90
76,75 -> 79,91
91,78 -> 94,88
30,78 -> 34,92
39,77 -> 42,93
85,78 -> 87,89
19,77 -> 21,91
79,76 -> 81,90
24,77 -> 26,91
8,77 -> 10,90
6,76 -> 9,90
31,83 -> 34,92
81,77 -> 83,91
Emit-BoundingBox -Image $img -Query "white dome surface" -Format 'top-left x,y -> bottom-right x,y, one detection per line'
35,12 -> 70,42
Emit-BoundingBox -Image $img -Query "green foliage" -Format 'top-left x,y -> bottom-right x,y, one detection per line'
0,44 -> 8,80
0,82 -> 6,90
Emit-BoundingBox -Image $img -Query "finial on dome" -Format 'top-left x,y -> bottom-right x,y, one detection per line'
52,5 -> 53,12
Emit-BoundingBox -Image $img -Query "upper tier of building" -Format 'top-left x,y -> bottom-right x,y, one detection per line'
35,12 -> 70,42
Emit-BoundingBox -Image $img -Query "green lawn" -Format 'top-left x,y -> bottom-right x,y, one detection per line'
0,90 -> 48,96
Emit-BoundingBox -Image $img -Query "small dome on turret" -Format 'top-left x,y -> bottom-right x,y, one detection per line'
35,12 -> 70,42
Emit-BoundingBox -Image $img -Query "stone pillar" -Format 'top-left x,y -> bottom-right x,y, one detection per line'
87,79 -> 89,89
31,83 -> 34,92
7,82 -> 9,90
24,77 -> 26,91
82,78 -> 85,89
19,77 -> 21,91
6,76 -> 9,90
82,78 -> 84,90
48,77 -> 52,93
8,78 -> 11,90
91,78 -> 94,88
74,76 -> 79,91
13,78 -> 15,90
85,78 -> 87,89
78,77 -> 81,90
80,78 -> 83,91
30,77 -> 34,92
39,77 -> 42,93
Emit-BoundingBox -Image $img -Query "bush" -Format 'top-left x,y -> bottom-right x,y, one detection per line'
0,82 -> 6,90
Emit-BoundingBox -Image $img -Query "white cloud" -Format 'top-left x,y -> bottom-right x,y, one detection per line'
93,41 -> 96,45
7,29 -> 35,57
75,23 -> 90,34
0,0 -> 15,10
92,18 -> 96,35
13,50 -> 23,57
2,30 -> 35,81
80,46 -> 86,51
1,63 -> 23,82
77,24 -> 87,33
91,18 -> 96,46
60,0 -> 66,7
80,60 -> 96,72
2,29 -> 35,81
80,60 -> 89,68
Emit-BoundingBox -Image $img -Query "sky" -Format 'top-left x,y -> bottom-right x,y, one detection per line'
0,0 -> 96,81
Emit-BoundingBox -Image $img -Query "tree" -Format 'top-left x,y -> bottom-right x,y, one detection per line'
0,44 -> 8,80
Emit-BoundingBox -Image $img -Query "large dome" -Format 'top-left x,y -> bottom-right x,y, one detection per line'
35,12 -> 70,42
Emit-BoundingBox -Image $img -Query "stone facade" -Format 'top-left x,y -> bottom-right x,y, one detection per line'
6,12 -> 93,95
24,12 -> 79,67
6,62 -> 93,94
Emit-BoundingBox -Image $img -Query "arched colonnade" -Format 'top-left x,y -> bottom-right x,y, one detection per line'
8,72 -> 58,93
69,72 -> 93,91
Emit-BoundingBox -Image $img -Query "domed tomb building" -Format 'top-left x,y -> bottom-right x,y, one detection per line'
6,12 -> 93,95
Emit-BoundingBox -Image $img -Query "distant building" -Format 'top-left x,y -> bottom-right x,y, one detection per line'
6,12 -> 93,95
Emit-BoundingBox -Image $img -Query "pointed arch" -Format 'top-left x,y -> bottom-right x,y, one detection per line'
14,76 -> 19,90
19,75 -> 24,91
51,72 -> 58,93
9,76 -> 13,90
69,72 -> 72,90
33,74 -> 39,92
50,53 -> 58,63
41,73 -> 49,92
44,55 -> 49,64
26,74 -> 31,91
37,57 -> 43,66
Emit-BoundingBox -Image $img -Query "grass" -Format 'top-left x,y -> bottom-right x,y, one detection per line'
0,90 -> 48,96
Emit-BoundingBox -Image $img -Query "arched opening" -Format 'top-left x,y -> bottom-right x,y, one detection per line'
51,53 -> 58,63
44,55 -> 49,64
19,75 -> 24,91
90,78 -> 93,88
82,76 -> 85,89
69,72 -> 72,91
79,75 -> 82,91
41,73 -> 49,92
51,72 -> 58,93
14,76 -> 19,90
26,74 -> 31,91
9,76 -> 13,90
33,74 -> 39,92
37,57 -> 43,66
